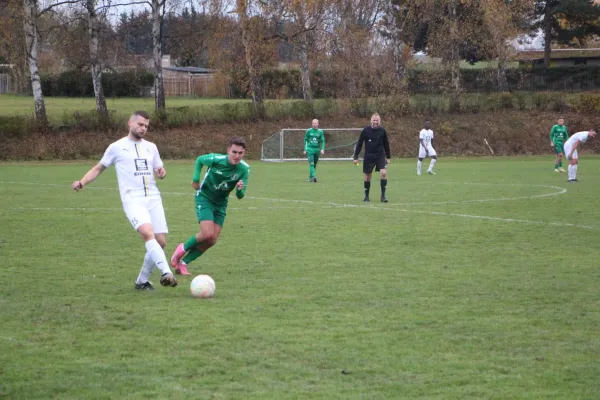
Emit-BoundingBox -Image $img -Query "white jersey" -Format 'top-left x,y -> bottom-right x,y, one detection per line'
565,131 -> 590,147
419,129 -> 434,146
100,137 -> 163,202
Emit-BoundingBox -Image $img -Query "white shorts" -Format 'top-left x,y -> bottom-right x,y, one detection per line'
564,144 -> 578,160
419,144 -> 437,158
122,196 -> 168,233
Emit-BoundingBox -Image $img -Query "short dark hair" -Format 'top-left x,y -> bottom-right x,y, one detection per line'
229,136 -> 246,149
131,110 -> 150,120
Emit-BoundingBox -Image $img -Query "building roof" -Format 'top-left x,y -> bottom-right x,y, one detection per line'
163,66 -> 216,74
512,48 -> 600,61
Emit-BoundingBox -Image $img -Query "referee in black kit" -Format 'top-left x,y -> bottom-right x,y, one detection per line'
352,113 -> 391,203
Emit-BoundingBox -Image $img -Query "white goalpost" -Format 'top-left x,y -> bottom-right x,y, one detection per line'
261,128 -> 363,162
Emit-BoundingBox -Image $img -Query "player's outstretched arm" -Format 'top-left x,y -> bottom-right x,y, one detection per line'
72,163 -> 106,191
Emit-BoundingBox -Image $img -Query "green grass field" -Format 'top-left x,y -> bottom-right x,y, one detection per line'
0,94 -> 246,120
1,157 -> 600,399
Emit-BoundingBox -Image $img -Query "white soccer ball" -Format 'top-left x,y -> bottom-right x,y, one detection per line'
190,275 -> 216,299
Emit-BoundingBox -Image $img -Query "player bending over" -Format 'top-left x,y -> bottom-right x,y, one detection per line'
303,119 -> 325,182
550,117 -> 568,173
170,137 -> 250,275
564,129 -> 596,182
72,111 -> 178,290
417,120 -> 437,175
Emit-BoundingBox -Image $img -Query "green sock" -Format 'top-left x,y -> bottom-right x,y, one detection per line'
184,235 -> 199,252
554,163 -> 559,169
309,163 -> 315,178
559,161 -> 563,168
182,248 -> 203,264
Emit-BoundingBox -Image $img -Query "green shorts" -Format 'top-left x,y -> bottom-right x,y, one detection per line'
195,195 -> 227,227
307,151 -> 320,164
554,143 -> 564,154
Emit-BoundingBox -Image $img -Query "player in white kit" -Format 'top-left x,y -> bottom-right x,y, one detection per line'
417,120 -> 437,175
72,111 -> 178,290
564,129 -> 596,182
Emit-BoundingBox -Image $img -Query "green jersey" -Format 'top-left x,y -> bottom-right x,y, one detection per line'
550,124 -> 568,144
304,128 -> 325,152
192,153 -> 250,205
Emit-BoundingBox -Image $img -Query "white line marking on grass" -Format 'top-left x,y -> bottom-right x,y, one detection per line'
248,182 -> 567,207
7,207 -> 120,211
1,181 -> 592,230
382,182 -> 567,206
377,207 -> 596,230
245,197 -> 597,230
0,181 -> 568,205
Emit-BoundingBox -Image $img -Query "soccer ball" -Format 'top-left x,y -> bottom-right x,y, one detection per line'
190,275 -> 216,299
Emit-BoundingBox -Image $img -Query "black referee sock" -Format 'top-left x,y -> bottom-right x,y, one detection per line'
364,181 -> 371,197
381,179 -> 387,197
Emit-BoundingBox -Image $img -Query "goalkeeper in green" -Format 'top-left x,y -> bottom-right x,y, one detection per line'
550,117 -> 568,173
303,119 -> 325,182
170,136 -> 250,275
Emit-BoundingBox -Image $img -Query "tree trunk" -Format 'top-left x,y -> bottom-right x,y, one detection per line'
393,39 -> 406,85
386,0 -> 407,88
23,0 -> 47,126
450,60 -> 460,93
448,0 -> 460,93
237,0 -> 265,118
152,0 -> 166,110
87,0 -> 108,119
298,35 -> 312,101
543,5 -> 553,68
497,53 -> 509,92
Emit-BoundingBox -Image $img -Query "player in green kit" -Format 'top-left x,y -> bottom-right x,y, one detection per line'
303,119 -> 325,182
170,137 -> 250,275
550,117 -> 568,173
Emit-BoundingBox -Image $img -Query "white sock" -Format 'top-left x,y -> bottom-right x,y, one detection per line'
417,160 -> 422,174
574,164 -> 578,179
135,252 -> 154,284
568,165 -> 574,180
145,239 -> 171,275
428,158 -> 437,171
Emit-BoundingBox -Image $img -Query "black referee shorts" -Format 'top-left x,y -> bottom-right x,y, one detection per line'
363,155 -> 387,174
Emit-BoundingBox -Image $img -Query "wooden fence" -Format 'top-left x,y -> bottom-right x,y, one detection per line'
163,74 -> 230,97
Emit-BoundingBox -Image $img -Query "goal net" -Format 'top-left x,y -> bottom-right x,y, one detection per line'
261,128 -> 362,162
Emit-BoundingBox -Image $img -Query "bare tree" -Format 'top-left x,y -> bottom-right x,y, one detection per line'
234,0 -> 266,116
269,0 -> 328,101
85,0 -> 108,117
22,0 -> 80,125
381,0 -> 417,87
23,0 -> 47,124
150,0 -> 166,110
446,0 -> 460,93
326,0 -> 388,98
110,0 -> 169,110
480,0 -> 533,91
